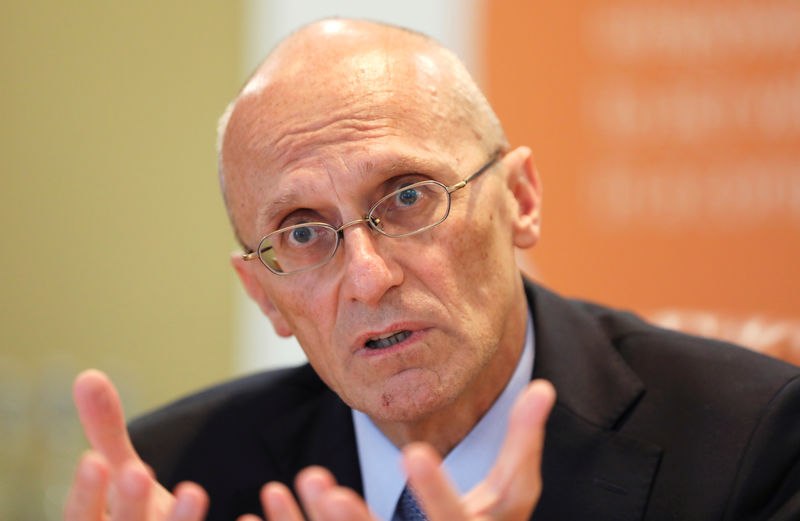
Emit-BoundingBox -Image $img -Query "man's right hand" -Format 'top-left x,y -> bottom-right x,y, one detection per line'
63,370 -> 209,521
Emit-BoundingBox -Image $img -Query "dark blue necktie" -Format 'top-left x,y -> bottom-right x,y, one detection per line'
392,485 -> 429,521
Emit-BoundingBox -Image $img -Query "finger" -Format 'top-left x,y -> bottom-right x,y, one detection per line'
465,379 -> 556,518
168,482 -> 209,521
111,460 -> 152,521
236,516 -> 264,521
295,466 -> 337,521
64,451 -> 111,521
403,443 -> 465,521
73,369 -> 140,469
316,487 -> 376,521
261,481 -> 305,521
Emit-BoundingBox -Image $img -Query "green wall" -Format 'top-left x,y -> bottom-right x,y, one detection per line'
0,2 -> 244,518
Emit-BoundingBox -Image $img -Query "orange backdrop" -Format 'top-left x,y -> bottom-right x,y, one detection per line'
485,0 -> 800,360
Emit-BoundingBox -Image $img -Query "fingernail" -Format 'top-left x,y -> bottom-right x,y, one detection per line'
304,476 -> 325,501
120,466 -> 147,496
78,458 -> 101,484
265,486 -> 285,514
404,446 -> 433,479
173,494 -> 194,518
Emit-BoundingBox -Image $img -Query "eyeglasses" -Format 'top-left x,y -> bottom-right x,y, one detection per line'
242,152 -> 501,275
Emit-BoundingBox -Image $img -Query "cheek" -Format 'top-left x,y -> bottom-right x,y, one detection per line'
273,287 -> 349,392
441,204 -> 510,277
267,280 -> 336,350
424,196 -> 518,326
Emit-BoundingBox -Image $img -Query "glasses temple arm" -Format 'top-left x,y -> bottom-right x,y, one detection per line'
448,151 -> 502,193
242,244 -> 273,261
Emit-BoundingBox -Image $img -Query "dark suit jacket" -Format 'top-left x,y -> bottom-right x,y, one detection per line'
130,281 -> 800,521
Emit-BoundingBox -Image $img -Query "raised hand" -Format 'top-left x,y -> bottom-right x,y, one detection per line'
64,370 -> 209,521
248,379 -> 556,521
409,379 -> 555,520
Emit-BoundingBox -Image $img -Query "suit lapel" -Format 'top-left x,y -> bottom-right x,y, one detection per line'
303,390 -> 364,493
256,376 -> 363,496
526,282 -> 662,521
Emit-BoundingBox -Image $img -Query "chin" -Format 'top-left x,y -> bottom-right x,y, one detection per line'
363,372 -> 457,424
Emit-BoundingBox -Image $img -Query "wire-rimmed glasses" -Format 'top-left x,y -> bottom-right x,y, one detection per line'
242,152 -> 500,275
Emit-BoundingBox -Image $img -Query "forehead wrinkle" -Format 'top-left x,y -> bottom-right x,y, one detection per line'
357,154 -> 451,180
323,160 -> 345,217
269,116 -> 397,169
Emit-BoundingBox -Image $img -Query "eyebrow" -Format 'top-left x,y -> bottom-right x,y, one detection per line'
256,187 -> 319,231
255,155 -> 450,232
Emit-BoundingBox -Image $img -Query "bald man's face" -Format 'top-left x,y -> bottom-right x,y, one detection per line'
224,29 -> 534,425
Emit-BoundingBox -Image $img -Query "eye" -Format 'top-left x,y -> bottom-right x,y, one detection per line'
287,225 -> 318,247
396,186 -> 420,206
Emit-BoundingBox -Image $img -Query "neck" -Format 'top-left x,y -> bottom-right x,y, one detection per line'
372,290 -> 528,456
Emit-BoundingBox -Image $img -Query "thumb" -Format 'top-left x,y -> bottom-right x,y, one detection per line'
73,369 -> 142,471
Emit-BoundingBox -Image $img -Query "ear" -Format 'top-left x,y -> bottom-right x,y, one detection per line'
503,146 -> 542,249
230,252 -> 294,337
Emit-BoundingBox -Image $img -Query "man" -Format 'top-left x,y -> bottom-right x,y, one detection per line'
64,19 -> 800,521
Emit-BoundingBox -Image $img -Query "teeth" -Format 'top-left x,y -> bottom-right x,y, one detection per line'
365,330 -> 412,349
371,331 -> 399,341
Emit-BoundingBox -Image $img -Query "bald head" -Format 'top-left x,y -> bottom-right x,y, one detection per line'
217,19 -> 508,247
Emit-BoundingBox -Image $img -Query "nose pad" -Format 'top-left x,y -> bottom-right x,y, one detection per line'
369,215 -> 385,232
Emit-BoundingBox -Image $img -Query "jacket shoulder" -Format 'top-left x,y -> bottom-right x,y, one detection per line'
128,364 -> 327,489
549,284 -> 800,385
130,364 -> 324,430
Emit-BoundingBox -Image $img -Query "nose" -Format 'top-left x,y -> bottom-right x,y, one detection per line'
339,224 -> 402,305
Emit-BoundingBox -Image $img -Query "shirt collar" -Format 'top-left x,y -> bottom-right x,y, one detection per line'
352,310 -> 535,521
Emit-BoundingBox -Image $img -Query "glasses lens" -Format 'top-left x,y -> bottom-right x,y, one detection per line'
259,224 -> 338,274
371,181 -> 450,236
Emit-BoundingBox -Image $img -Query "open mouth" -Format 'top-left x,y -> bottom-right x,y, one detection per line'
365,330 -> 412,350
